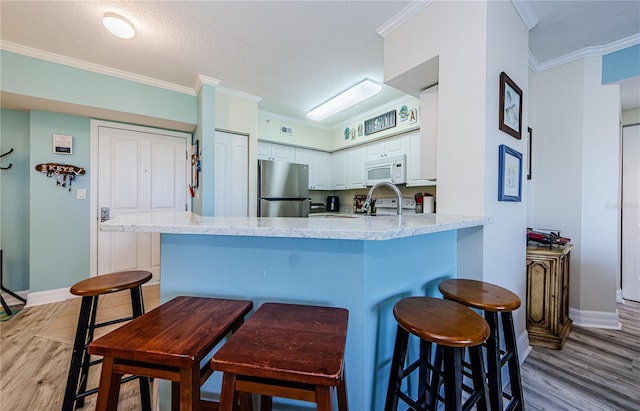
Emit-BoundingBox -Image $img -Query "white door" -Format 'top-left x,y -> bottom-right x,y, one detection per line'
97,125 -> 188,280
214,131 -> 248,216
622,124 -> 640,302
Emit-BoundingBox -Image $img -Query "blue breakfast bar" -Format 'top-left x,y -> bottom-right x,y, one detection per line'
101,211 -> 488,410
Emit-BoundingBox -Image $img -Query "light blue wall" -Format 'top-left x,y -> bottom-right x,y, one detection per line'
602,44 -> 640,84
1,109 -> 30,291
29,111 -> 91,292
1,50 -> 197,125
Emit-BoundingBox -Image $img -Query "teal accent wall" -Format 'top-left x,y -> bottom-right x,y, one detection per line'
29,111 -> 91,292
1,50 -> 197,125
1,109 -> 30,291
195,84 -> 216,216
602,44 -> 640,84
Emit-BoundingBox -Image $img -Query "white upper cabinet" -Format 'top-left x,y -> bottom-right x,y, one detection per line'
348,145 -> 367,189
258,141 -> 295,162
365,135 -> 406,161
406,85 -> 438,186
295,147 -> 331,190
331,150 -> 348,190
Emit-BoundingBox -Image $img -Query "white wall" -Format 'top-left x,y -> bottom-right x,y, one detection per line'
258,111 -> 332,151
384,1 -> 530,338
530,57 -> 620,314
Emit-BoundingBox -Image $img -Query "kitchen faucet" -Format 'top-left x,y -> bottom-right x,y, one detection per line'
362,182 -> 403,215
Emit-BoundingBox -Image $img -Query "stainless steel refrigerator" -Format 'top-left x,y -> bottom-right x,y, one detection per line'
258,160 -> 310,217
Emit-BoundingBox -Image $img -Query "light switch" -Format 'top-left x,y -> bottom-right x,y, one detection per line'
77,188 -> 86,200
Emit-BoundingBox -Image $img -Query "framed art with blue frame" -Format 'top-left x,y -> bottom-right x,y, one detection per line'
498,144 -> 522,202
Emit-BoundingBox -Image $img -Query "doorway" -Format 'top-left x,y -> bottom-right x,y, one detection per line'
90,120 -> 190,280
622,124 -> 640,302
214,130 -> 249,216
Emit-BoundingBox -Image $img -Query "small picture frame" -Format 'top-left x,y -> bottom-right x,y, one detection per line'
499,72 -> 522,139
498,144 -> 522,202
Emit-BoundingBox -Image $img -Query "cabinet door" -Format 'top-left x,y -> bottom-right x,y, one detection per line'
366,140 -> 386,160
312,151 -> 331,190
384,135 -> 406,157
332,150 -> 348,190
406,133 -> 436,187
257,141 -> 271,160
295,148 -> 314,188
526,258 -> 555,330
348,145 -> 367,189
271,144 -> 295,162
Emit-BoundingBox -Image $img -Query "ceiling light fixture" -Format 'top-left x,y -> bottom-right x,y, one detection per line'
307,79 -> 382,122
102,13 -> 135,39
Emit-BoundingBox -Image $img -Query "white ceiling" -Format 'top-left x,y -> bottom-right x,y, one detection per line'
1,1 -> 639,128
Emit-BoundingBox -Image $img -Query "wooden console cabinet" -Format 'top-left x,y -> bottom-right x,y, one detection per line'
525,245 -> 573,349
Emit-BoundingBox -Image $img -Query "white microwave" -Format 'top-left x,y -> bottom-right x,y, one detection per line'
365,154 -> 406,186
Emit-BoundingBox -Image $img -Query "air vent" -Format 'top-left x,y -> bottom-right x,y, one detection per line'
280,126 -> 294,136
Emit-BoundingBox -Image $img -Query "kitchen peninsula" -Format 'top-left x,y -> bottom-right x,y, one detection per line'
101,211 -> 488,410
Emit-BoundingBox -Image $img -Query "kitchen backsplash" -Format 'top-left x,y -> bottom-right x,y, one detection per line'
310,186 -> 437,214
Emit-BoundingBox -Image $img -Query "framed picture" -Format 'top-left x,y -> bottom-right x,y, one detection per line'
498,144 -> 522,202
499,72 -> 523,139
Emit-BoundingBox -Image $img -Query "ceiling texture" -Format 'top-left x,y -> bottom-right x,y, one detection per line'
1,1 -> 639,128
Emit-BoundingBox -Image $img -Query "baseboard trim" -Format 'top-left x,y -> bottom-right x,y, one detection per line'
517,328 -> 532,364
25,280 -> 160,307
569,307 -> 621,330
1,290 -> 29,306
25,287 -> 74,307
616,288 -> 624,304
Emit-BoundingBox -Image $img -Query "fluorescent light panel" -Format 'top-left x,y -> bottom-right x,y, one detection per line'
307,79 -> 382,121
103,13 -> 135,39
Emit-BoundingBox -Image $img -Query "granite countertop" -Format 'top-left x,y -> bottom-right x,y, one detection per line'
100,211 -> 489,241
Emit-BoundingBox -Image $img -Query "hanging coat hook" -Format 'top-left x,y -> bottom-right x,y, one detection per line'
0,148 -> 13,170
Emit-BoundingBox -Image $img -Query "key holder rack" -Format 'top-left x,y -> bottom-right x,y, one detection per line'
1,148 -> 13,170
35,162 -> 85,191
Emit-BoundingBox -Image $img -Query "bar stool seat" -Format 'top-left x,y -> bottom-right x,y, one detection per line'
210,302 -> 349,411
88,296 -> 253,411
62,270 -> 152,411
439,279 -> 524,411
385,296 -> 490,411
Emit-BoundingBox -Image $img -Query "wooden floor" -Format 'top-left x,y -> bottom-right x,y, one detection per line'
1,287 -> 638,410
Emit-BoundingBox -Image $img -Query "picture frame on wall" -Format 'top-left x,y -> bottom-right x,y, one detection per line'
499,72 -> 523,139
498,144 -> 522,202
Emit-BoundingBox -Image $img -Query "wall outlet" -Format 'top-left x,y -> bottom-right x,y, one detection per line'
76,188 -> 86,199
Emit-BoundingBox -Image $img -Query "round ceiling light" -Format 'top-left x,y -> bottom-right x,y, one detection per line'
102,13 -> 135,39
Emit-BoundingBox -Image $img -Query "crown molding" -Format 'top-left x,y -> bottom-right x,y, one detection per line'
194,74 -> 221,94
217,85 -> 262,103
511,0 -> 539,30
530,33 -> 640,74
376,1 -> 433,38
1,41 -> 196,95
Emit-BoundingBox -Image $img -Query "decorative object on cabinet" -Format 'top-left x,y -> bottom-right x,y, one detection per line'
498,144 -> 522,202
357,123 -> 363,137
527,127 -> 533,180
53,134 -> 73,154
344,127 -> 350,140
526,245 -> 573,349
499,71 -> 523,139
364,109 -> 396,135
527,228 -> 570,248
399,105 -> 408,121
1,148 -> 13,170
409,108 -> 418,123
35,163 -> 85,191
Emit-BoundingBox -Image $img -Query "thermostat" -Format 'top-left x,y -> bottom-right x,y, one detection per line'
53,134 -> 72,155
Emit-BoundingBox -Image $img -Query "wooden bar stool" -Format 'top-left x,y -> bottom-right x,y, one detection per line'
385,297 -> 490,411
61,270 -> 152,411
439,279 -> 524,411
88,296 -> 253,411
210,302 -> 349,411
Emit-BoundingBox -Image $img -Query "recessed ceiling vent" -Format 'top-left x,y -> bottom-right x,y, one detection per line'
280,125 -> 294,136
